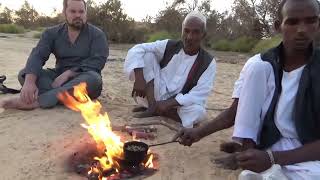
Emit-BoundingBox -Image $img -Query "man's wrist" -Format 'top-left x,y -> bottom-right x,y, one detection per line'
70,67 -> 81,72
166,98 -> 180,107
25,73 -> 37,85
197,125 -> 207,139
134,68 -> 144,80
266,150 -> 275,165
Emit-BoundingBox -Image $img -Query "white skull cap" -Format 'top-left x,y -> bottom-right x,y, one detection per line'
183,11 -> 206,30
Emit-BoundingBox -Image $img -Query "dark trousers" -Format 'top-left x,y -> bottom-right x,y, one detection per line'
18,69 -> 103,108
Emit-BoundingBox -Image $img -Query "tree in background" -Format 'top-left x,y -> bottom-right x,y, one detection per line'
0,7 -> 13,24
15,1 -> 39,29
152,0 -> 225,44
0,0 -> 290,48
36,8 -> 62,27
86,0 -> 146,43
230,0 -> 281,38
154,7 -> 184,35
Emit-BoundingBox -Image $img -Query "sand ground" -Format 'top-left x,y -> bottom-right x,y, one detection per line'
0,33 -> 249,180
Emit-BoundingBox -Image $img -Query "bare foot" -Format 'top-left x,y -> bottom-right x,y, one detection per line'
133,105 -> 157,118
133,109 -> 157,118
1,97 -> 39,110
220,142 -> 242,153
212,153 -> 239,170
132,106 -> 147,112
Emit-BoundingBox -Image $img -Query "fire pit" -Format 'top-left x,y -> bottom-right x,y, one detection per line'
86,153 -> 157,180
58,83 -> 158,180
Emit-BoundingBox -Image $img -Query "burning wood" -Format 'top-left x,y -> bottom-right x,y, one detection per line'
111,125 -> 157,140
58,83 -> 157,179
132,131 -> 156,140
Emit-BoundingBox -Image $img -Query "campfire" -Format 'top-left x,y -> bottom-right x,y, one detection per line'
58,83 -> 157,180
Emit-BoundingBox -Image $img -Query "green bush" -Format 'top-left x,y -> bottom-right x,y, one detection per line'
35,27 -> 45,32
231,37 -> 258,52
251,36 -> 282,54
211,37 -> 258,53
147,31 -> 179,42
211,39 -> 232,51
33,32 -> 42,39
0,24 -> 25,34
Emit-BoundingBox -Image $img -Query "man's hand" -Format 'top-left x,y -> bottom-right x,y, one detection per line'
20,74 -> 38,104
236,149 -> 272,173
52,70 -> 77,88
172,127 -> 202,146
132,77 -> 147,97
132,68 -> 146,97
21,81 -> 38,104
154,100 -> 172,115
154,98 -> 180,115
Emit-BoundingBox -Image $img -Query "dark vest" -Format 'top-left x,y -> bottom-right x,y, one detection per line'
160,40 -> 213,94
258,43 -> 320,149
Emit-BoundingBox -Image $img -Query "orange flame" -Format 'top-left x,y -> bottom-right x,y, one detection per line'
57,83 -> 124,172
145,154 -> 154,168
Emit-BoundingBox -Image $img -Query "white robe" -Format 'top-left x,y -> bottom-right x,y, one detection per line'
232,54 -> 320,180
124,39 -> 216,127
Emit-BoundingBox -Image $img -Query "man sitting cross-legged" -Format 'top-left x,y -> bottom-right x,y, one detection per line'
124,11 -> 216,128
0,0 -> 108,110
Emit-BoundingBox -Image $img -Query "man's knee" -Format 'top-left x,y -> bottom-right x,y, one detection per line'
189,104 -> 206,119
78,71 -> 103,99
178,104 -> 207,127
82,71 -> 102,86
17,69 -> 26,86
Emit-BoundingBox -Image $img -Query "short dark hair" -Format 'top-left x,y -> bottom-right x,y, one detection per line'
63,0 -> 87,11
277,0 -> 320,21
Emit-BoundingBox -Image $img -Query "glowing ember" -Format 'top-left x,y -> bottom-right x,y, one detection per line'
58,83 -> 156,179
145,154 -> 154,168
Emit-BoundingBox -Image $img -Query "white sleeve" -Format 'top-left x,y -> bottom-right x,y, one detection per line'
232,56 -> 271,144
232,54 -> 262,98
123,39 -> 168,81
175,59 -> 216,106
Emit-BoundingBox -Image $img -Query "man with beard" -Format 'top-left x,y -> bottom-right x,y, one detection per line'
0,0 -> 108,110
124,11 -> 216,128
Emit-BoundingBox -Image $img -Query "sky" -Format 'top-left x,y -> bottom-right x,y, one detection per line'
0,0 -> 233,21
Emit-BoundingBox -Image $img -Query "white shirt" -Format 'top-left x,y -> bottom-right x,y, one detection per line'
232,54 -> 305,145
233,54 -> 320,179
124,39 -> 216,107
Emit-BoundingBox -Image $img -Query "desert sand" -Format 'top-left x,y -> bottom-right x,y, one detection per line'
0,33 -> 249,180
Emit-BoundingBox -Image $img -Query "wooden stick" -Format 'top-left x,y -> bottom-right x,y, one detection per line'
128,121 -> 180,132
149,140 -> 179,147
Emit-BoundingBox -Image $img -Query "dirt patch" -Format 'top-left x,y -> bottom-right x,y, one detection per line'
0,34 -> 248,180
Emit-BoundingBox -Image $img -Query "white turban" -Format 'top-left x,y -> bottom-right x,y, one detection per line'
183,11 -> 207,31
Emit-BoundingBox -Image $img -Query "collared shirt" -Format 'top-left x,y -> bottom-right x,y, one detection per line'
24,23 -> 108,77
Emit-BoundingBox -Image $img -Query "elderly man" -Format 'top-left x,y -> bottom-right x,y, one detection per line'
0,0 -> 108,110
124,12 -> 216,128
